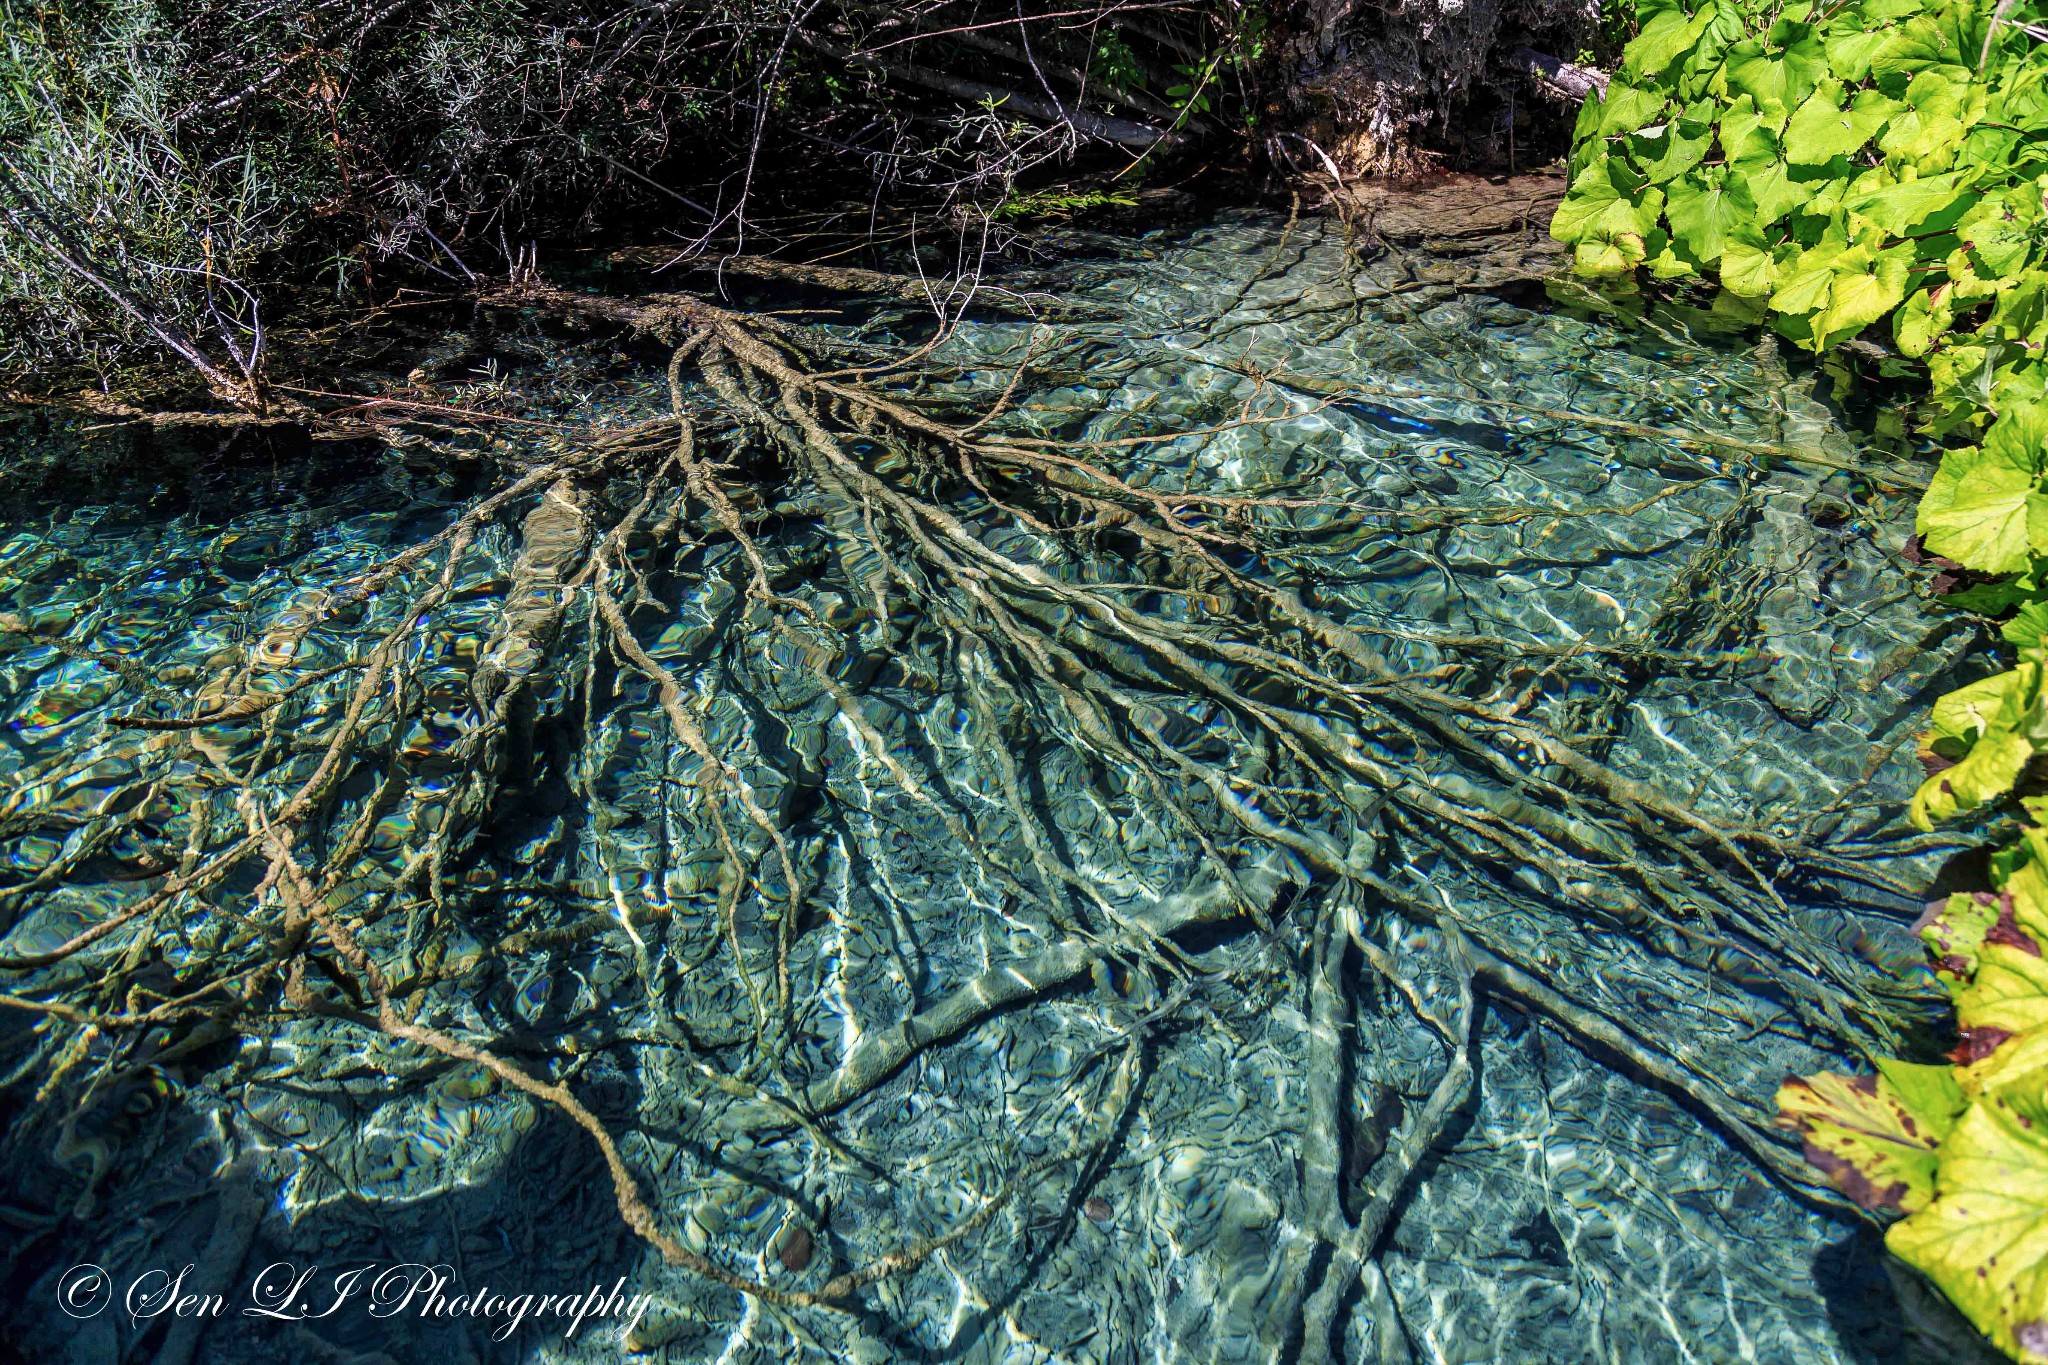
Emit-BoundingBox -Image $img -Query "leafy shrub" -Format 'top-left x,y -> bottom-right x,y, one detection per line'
1553,0 -> 2048,1356
0,0 -> 746,388
0,0 -> 286,389
0,0 -> 1259,390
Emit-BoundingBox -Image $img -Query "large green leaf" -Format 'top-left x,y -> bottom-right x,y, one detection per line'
1916,411 -> 2048,573
1919,890 -> 2003,979
1954,935 -> 2048,1098
1719,92 -> 1788,157
1965,207 -> 2044,278
1592,83 -> 1672,138
1725,31 -> 1831,110
1990,71 -> 2048,139
1626,4 -> 1716,78
1665,167 -> 1757,260
1859,0 -> 1930,21
1957,935 -> 2048,1041
1827,20 -> 1904,82
1903,64 -> 1969,115
1876,66 -> 1986,168
2007,599 -> 2048,651
1815,247 -> 1912,342
1896,283 -> 1956,356
1769,226 -> 1863,320
1574,230 -> 1652,275
1928,343 -> 1998,433
1631,115 -> 1717,184
1552,160 -> 1665,271
1930,667 -> 2032,754
1887,1090 -> 2048,1361
1729,125 -> 1819,223
1987,276 -> 2048,362
1878,1057 -> 1970,1140
1883,107 -> 1970,168
1962,1024 -> 2048,1106
1771,256 -> 1840,316
1957,844 -> 2048,1087
1720,225 -> 1778,295
1912,725 -> 2037,827
1874,12 -> 1977,79
1641,226 -> 1702,279
1684,0 -> 1752,81
1912,660 -> 2048,827
1844,170 -> 1973,234
1959,967 -> 2048,1057
1784,81 -> 1901,163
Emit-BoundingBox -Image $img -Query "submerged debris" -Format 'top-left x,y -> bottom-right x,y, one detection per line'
776,1225 -> 815,1273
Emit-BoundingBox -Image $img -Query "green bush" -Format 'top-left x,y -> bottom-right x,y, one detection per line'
0,0 -> 1283,394
1553,0 -> 2048,1357
0,0 -> 286,389
0,0 -> 918,389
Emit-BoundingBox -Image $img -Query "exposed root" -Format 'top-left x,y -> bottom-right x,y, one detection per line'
0,246 -> 1938,1357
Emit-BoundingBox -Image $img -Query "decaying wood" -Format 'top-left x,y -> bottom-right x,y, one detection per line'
1514,47 -> 1612,103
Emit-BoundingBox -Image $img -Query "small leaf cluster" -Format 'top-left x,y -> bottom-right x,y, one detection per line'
991,186 -> 1140,219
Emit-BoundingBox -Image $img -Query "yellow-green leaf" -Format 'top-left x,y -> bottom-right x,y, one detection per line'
1718,92 -> 1787,155
1911,661 -> 2048,827
1887,1090 -> 2048,1362
1784,81 -> 1901,164
1954,942 -> 2048,1097
1593,83 -> 1672,138
1771,244 -> 1844,315
1777,1068 -> 1950,1212
1930,668 -> 2030,752
1844,170 -> 1973,235
1815,249 -> 1911,342
1876,1057 -> 1969,1142
2008,600 -> 2048,650
1919,891 -> 2003,979
1666,168 -> 1756,260
1912,727 -> 2036,827
1916,418 -> 2048,574
1574,230 -> 1650,276
1625,4 -> 1716,77
1551,160 -> 1664,245
1896,284 -> 1955,357
1720,227 -> 1777,295
1730,125 -> 1819,224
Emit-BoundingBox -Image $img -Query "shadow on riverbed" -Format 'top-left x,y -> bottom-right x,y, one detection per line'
1816,1226 -> 2008,1365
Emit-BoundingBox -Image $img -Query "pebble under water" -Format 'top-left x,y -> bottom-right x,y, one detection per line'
0,212 -> 1995,1364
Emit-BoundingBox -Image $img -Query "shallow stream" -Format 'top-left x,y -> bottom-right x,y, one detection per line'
0,211 -> 1992,1364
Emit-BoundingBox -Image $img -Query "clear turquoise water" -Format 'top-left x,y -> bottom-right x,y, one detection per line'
0,212 -> 1984,1364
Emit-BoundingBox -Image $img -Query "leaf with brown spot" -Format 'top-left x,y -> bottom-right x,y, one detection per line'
1776,1065 -> 1962,1214
1889,1089 -> 2048,1361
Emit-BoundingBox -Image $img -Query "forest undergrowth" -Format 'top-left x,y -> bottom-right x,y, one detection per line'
0,0 -> 1626,409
